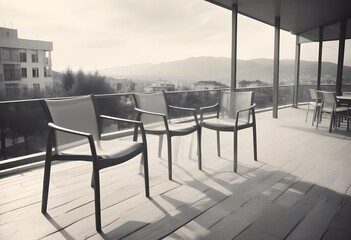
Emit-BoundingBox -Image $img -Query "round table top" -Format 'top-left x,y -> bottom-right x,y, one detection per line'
337,96 -> 351,100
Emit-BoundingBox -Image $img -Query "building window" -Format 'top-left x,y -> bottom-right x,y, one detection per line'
33,83 -> 40,91
32,68 -> 39,78
21,68 -> 27,78
20,52 -> 27,62
31,51 -> 38,63
44,67 -> 51,77
44,51 -> 50,65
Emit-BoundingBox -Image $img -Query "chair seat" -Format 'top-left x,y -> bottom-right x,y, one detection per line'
61,139 -> 143,159
144,122 -> 197,134
169,122 -> 197,133
202,118 -> 250,130
309,101 -> 322,107
322,106 -> 348,113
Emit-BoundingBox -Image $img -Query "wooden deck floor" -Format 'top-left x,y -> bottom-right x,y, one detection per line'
1,107 -> 351,240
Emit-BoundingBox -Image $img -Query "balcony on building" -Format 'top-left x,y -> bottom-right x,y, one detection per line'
0,48 -> 20,63
3,64 -> 21,81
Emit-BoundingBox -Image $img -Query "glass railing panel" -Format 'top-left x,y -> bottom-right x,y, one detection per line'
0,100 -> 48,160
94,93 -> 136,134
165,89 -> 221,120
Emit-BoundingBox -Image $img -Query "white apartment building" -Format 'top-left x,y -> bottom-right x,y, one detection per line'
106,77 -> 135,93
150,80 -> 180,92
194,80 -> 228,90
0,27 -> 53,99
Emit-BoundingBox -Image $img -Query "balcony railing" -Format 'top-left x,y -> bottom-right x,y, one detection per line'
4,68 -> 21,81
1,84 -> 350,170
1,53 -> 20,63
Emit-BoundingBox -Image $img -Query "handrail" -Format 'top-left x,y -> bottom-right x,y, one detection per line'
0,85 -> 300,105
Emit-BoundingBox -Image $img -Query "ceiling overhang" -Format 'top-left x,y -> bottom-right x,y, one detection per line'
205,0 -> 351,41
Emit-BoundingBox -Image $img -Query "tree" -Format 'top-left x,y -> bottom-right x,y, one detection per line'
71,70 -> 115,95
62,67 -> 75,91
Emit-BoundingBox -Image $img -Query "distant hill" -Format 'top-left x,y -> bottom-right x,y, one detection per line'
73,56 -> 351,86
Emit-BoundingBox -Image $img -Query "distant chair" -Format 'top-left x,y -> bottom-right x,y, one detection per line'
41,95 -> 149,232
316,91 -> 348,132
200,91 -> 257,172
342,92 -> 351,131
305,89 -> 322,126
133,91 -> 201,180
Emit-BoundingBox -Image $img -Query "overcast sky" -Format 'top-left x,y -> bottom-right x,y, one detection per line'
1,0 -> 350,71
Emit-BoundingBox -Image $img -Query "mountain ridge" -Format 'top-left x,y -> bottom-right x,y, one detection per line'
97,56 -> 351,85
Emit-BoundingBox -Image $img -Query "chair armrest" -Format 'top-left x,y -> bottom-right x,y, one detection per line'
100,115 -> 142,126
100,115 -> 147,144
48,122 -> 91,138
47,123 -> 99,162
235,103 -> 256,126
134,107 -> 166,118
134,107 -> 170,133
236,103 -> 256,114
199,103 -> 219,121
168,105 -> 198,124
169,105 -> 196,112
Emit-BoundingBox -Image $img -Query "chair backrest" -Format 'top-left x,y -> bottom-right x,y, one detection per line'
133,92 -> 168,124
43,95 -> 99,152
321,91 -> 336,110
219,91 -> 254,122
309,89 -> 318,101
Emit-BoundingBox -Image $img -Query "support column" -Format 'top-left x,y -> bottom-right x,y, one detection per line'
336,19 -> 347,96
293,35 -> 301,107
273,17 -> 280,118
317,27 -> 323,90
231,4 -> 238,91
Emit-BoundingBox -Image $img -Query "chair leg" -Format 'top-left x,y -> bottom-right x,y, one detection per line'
197,127 -> 202,170
158,135 -> 163,158
312,106 -> 317,126
253,125 -> 257,161
41,155 -> 52,213
139,156 -> 144,175
305,104 -> 310,122
216,131 -> 221,157
188,133 -> 194,159
133,125 -> 139,142
167,134 -> 172,180
316,109 -> 322,129
142,150 -> 150,198
233,130 -> 238,173
91,173 -> 94,188
92,168 -> 102,232
347,109 -> 350,131
329,113 -> 334,133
